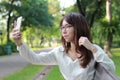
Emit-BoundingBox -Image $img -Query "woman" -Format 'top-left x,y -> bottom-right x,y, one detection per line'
12,12 -> 115,80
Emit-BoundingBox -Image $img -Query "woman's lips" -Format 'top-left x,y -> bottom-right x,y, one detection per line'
63,35 -> 68,39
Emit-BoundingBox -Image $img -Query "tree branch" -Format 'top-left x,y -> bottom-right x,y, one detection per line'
7,0 -> 15,42
89,0 -> 102,28
77,0 -> 85,16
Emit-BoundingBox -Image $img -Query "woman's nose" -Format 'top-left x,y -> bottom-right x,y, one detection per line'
62,29 -> 67,34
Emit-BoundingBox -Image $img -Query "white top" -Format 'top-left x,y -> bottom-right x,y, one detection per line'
17,43 -> 115,80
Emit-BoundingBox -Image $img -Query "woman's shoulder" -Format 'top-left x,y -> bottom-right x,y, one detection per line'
52,46 -> 65,52
93,44 -> 107,56
93,44 -> 103,50
50,46 -> 65,58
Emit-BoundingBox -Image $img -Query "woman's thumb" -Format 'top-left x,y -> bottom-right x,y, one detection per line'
14,20 -> 17,28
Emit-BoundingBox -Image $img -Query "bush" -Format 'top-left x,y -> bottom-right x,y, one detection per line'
0,41 -> 17,55
112,41 -> 120,48
0,45 -> 6,55
7,41 -> 17,52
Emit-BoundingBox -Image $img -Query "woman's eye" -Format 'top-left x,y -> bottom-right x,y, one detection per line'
66,25 -> 72,28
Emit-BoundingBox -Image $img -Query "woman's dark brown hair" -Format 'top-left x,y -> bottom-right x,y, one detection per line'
60,12 -> 93,68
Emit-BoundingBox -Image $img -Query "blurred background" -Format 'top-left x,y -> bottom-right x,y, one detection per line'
0,0 -> 120,80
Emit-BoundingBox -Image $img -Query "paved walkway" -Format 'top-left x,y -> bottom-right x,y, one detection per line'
34,65 -> 54,80
0,48 -> 53,80
0,53 -> 29,78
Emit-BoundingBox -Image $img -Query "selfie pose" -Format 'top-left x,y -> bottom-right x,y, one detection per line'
12,12 -> 115,80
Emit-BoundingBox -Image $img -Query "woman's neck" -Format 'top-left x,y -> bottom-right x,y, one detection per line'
68,42 -> 81,61
70,42 -> 76,52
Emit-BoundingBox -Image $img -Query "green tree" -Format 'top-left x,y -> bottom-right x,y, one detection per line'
21,0 -> 61,47
0,0 -> 53,43
103,0 -> 112,57
103,0 -> 120,57
74,0 -> 120,57
0,0 -> 15,43
90,0 -> 120,57
76,0 -> 103,27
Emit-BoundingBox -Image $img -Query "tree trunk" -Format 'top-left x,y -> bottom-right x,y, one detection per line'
76,0 -> 102,28
40,36 -> 45,46
106,0 -> 112,23
7,13 -> 11,43
104,33 -> 113,57
104,0 -> 113,57
89,0 -> 102,28
6,0 -> 14,43
29,38 -> 34,48
76,0 -> 85,16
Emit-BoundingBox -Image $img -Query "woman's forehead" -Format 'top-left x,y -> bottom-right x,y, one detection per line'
62,20 -> 69,25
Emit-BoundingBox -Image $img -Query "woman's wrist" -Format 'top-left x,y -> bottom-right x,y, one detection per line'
91,46 -> 98,53
16,41 -> 23,46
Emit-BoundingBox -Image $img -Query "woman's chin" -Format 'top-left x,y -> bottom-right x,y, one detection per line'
65,39 -> 71,42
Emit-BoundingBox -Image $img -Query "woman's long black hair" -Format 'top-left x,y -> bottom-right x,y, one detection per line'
60,12 -> 93,68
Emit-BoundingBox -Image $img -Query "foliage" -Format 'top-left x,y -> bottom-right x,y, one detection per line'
48,0 -> 60,14
0,0 -> 53,44
64,5 -> 79,14
111,48 -> 120,76
90,0 -> 120,48
0,40 -> 17,55
0,45 -> 6,55
99,18 -> 120,39
24,0 -> 62,47
112,0 -> 120,37
75,0 -> 106,27
22,24 -> 61,47
6,40 -> 17,52
19,0 -> 53,29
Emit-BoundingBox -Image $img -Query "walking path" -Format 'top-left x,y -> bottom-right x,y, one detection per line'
34,65 -> 54,80
0,53 -> 29,78
0,48 -> 53,80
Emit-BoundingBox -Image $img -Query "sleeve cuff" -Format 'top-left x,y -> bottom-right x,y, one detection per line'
17,43 -> 28,51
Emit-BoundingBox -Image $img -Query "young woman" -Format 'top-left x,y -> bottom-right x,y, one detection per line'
12,12 -> 115,80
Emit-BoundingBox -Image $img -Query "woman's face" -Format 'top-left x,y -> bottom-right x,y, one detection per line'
61,20 -> 75,42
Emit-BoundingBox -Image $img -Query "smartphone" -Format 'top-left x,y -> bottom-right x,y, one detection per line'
16,16 -> 22,29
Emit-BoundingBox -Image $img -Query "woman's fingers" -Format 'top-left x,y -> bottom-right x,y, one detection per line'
79,37 -> 87,46
14,20 -> 17,28
11,28 -> 21,39
12,20 -> 21,37
78,37 -> 93,50
12,33 -> 21,39
12,32 -> 21,37
11,20 -> 23,46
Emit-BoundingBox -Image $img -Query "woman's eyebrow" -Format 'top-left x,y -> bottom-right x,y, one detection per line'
62,24 -> 70,27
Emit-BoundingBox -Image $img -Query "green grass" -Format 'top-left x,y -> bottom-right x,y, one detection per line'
112,56 -> 120,76
45,66 -> 65,80
111,48 -> 120,76
111,48 -> 120,56
2,64 -> 44,80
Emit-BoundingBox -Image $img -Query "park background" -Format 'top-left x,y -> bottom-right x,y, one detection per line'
0,0 -> 120,80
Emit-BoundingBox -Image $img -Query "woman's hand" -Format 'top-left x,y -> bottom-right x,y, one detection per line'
11,21 -> 22,46
79,37 -> 97,53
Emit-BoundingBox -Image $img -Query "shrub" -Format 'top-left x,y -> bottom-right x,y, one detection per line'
0,45 -> 6,55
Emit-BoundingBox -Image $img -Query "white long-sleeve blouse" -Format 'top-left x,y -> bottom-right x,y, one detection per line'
17,43 -> 115,80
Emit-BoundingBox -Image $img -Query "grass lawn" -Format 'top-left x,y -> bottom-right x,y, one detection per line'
111,48 -> 120,76
2,64 -> 44,80
45,66 -> 65,80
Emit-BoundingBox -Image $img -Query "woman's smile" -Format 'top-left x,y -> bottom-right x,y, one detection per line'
63,35 -> 69,39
